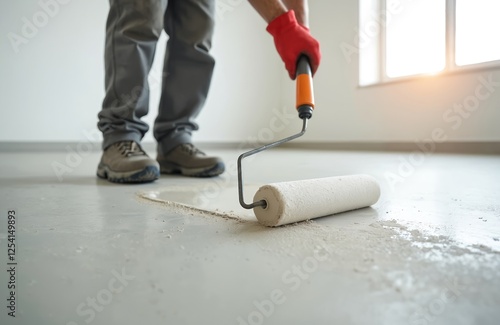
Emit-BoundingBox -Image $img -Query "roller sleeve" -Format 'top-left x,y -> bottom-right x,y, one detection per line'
253,175 -> 380,227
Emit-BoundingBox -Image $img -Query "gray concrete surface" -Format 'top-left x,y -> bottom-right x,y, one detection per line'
0,148 -> 499,325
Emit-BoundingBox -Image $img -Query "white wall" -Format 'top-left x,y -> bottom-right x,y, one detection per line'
0,0 -> 281,144
0,0 -> 108,142
1,0 -> 499,145
277,0 -> 500,143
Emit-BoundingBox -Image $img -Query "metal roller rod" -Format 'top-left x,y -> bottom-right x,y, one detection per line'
238,118 -> 309,210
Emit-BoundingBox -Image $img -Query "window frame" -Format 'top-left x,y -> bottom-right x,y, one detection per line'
361,0 -> 500,86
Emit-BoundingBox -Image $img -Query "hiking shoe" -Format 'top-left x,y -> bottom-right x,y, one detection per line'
97,141 -> 160,183
157,143 -> 225,177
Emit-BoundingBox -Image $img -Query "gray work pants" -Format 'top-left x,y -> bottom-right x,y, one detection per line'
98,0 -> 216,154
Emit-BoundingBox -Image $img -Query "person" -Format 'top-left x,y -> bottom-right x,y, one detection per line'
96,0 -> 321,183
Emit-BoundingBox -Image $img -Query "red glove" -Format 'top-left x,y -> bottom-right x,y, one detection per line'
267,10 -> 321,80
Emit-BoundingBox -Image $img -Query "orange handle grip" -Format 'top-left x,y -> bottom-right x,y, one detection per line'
296,73 -> 315,110
295,56 -> 315,119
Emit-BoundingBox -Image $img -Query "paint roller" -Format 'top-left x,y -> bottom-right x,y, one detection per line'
237,56 -> 381,227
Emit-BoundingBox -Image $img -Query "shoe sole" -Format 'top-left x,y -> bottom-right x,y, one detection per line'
158,161 -> 225,178
97,164 -> 160,184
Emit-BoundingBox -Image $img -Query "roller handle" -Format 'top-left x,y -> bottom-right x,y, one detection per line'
296,55 -> 315,119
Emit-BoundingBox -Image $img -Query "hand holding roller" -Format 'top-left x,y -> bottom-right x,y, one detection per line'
266,10 -> 321,79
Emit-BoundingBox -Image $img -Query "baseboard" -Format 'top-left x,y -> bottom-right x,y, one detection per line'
0,141 -> 499,154
0,142 -> 103,152
277,141 -> 500,154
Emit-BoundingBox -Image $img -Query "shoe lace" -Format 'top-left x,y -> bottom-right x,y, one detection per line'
180,143 -> 204,156
116,141 -> 145,157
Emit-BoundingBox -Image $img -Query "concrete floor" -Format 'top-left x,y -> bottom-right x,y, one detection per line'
0,148 -> 499,325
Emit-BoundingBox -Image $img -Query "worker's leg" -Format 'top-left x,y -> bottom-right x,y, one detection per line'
154,0 -> 224,177
98,0 -> 167,149
96,0 -> 167,183
153,0 -> 216,153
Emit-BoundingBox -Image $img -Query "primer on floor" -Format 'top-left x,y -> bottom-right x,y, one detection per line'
0,148 -> 499,325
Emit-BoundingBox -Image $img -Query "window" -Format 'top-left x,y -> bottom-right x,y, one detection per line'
359,0 -> 500,86
455,0 -> 500,66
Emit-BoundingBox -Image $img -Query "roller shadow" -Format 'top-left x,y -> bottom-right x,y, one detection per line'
232,206 -> 381,234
